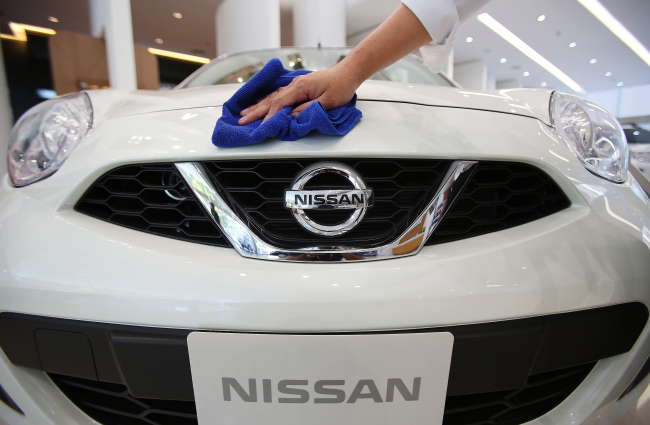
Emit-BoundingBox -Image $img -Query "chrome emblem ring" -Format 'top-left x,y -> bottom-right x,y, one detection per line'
284,162 -> 374,236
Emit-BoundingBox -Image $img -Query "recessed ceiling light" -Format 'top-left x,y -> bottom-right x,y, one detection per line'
477,13 -> 584,93
500,57 -> 507,63
523,71 -> 530,76
617,82 -> 624,86
577,0 -> 650,67
155,38 -> 164,44
537,15 -> 546,22
48,16 -> 59,23
541,82 -> 548,87
237,77 -> 243,83
589,58 -> 598,64
569,42 -> 577,47
605,71 -> 612,76
173,12 -> 183,19
465,36 -> 474,43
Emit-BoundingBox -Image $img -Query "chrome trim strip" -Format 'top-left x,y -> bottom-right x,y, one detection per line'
175,161 -> 477,262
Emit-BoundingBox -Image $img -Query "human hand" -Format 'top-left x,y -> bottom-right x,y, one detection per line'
237,66 -> 360,125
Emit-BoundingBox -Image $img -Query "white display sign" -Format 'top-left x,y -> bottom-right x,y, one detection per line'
188,332 -> 454,425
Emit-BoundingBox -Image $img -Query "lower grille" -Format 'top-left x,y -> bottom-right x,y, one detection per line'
50,362 -> 595,425
443,363 -> 594,425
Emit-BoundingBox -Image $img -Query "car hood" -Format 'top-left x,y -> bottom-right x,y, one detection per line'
86,81 -> 554,126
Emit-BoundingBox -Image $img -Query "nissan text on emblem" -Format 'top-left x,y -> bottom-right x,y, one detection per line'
284,162 -> 374,236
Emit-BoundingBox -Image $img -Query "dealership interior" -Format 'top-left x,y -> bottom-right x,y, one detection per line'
0,0 -> 649,424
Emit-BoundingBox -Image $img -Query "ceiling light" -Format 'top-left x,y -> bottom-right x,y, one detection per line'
537,15 -> 546,22
465,36 -> 474,43
589,58 -> 598,64
147,48 -> 210,64
577,0 -> 650,67
541,82 -> 548,87
173,12 -> 183,19
1,22 -> 56,41
569,42 -> 577,47
155,38 -> 164,44
48,16 -> 59,23
500,57 -> 507,63
605,71 -> 612,76
617,82 -> 624,86
477,13 -> 584,93
523,71 -> 530,76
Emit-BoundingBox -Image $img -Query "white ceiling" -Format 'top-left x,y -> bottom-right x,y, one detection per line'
1,0 -> 649,95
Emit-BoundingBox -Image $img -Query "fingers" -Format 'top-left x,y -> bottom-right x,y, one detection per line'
239,78 -> 310,125
291,100 -> 317,118
237,91 -> 276,125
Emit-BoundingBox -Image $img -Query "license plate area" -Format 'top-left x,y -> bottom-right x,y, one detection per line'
188,332 -> 453,425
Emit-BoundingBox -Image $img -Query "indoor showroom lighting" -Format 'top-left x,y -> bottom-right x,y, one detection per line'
577,0 -> 650,67
147,48 -> 210,64
477,13 -> 584,93
0,22 -> 55,41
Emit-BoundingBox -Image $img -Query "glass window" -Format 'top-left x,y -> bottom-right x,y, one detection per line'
178,48 -> 454,88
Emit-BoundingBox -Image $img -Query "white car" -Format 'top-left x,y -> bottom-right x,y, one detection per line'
1,48 -> 650,425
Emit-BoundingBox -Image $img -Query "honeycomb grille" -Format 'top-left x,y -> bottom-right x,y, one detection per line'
75,164 -> 229,247
202,159 -> 451,248
75,161 -> 570,249
426,162 -> 571,245
49,362 -> 594,425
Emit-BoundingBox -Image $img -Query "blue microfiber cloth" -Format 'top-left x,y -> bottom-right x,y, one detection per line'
212,58 -> 362,147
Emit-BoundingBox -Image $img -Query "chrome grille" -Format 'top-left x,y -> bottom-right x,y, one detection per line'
76,160 -> 570,249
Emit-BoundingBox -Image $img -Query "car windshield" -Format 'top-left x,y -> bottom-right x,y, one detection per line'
178,48 -> 454,88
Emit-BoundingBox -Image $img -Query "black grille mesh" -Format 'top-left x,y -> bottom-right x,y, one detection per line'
426,162 -> 570,245
75,164 -> 229,247
50,362 -> 594,425
75,161 -> 570,249
202,159 -> 450,248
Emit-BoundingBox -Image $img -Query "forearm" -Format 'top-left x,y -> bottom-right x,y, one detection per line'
332,4 -> 433,86
238,4 -> 433,125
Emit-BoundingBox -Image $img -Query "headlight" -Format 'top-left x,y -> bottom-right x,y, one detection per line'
550,92 -> 628,183
7,92 -> 93,187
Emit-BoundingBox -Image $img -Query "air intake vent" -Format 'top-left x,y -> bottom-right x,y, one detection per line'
202,159 -> 451,248
427,162 -> 570,245
76,161 -> 570,250
76,164 -> 229,247
50,362 -> 594,425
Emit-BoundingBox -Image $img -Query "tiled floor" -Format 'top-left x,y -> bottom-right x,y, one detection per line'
617,384 -> 650,424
